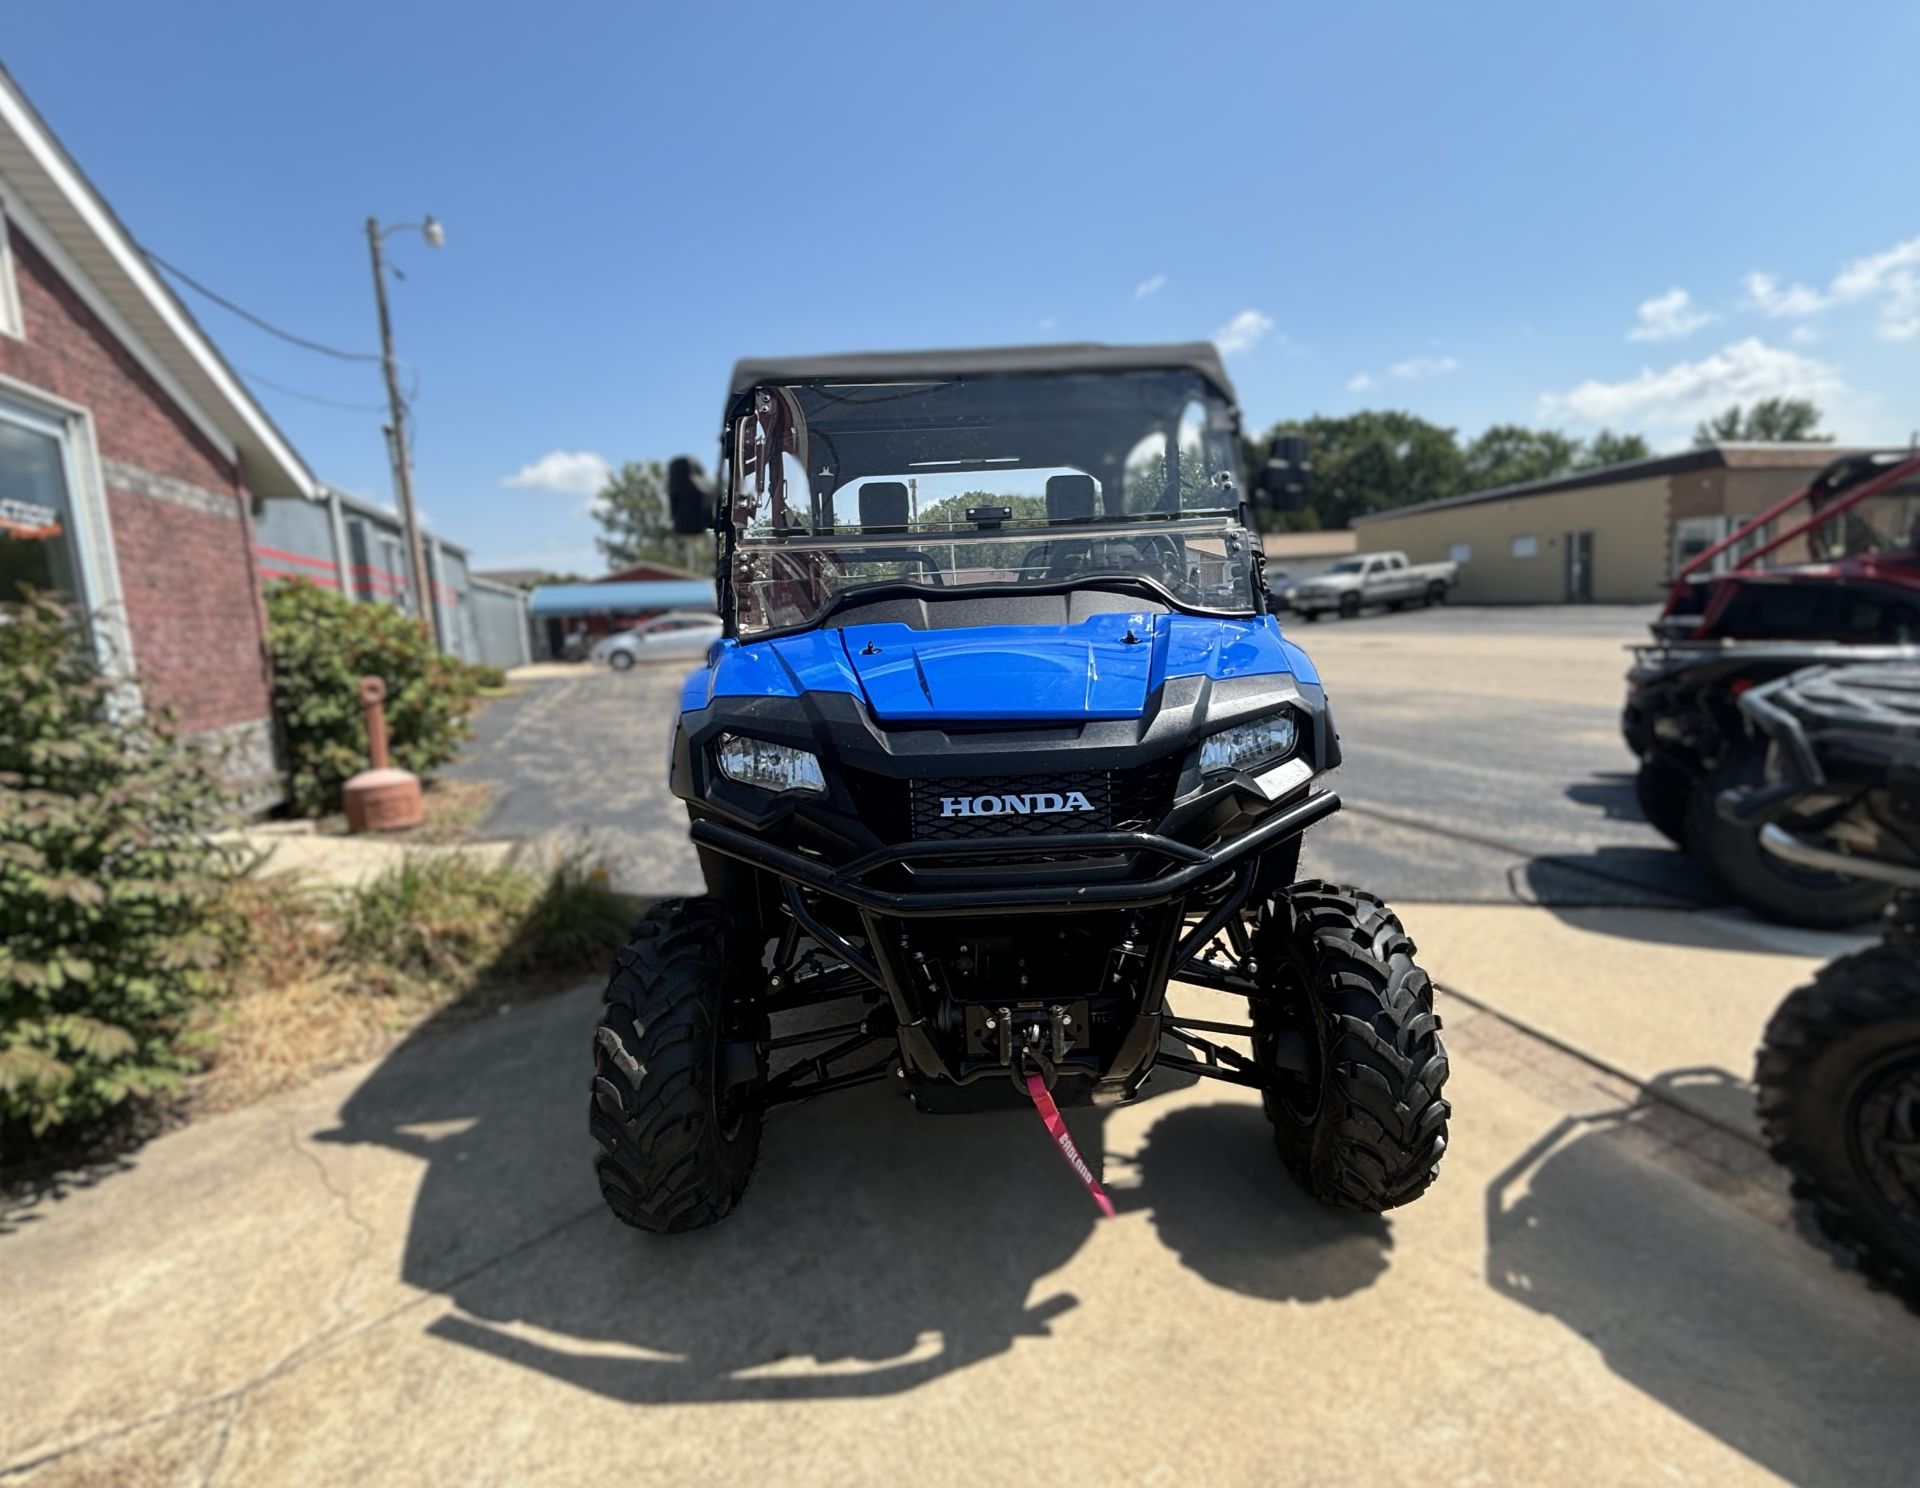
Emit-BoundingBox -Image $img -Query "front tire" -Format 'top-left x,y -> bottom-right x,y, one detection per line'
1338,592 -> 1362,620
1757,941 -> 1920,1310
1685,748 -> 1894,928
590,898 -> 767,1233
1249,881 -> 1450,1210
608,649 -> 636,672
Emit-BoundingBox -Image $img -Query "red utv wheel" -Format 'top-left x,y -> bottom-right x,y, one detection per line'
1635,755 -> 1691,848
1758,943 -> 1920,1311
1686,749 -> 1894,928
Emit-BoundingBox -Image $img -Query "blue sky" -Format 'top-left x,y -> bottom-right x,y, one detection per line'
7,2 -> 1917,572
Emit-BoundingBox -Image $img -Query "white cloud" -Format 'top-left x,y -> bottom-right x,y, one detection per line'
1830,233 -> 1920,340
1346,372 -> 1374,393
1627,287 -> 1713,342
1387,354 -> 1459,380
1742,234 -> 1920,340
503,450 -> 613,498
1539,337 -> 1844,431
1211,308 -> 1275,355
1134,273 -> 1168,300
1743,271 -> 1831,319
1788,323 -> 1821,346
1037,316 -> 1057,331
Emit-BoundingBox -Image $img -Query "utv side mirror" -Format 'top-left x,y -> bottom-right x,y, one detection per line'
1256,435 -> 1311,512
667,456 -> 717,535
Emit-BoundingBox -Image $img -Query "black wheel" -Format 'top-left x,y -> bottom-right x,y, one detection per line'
1299,610 -> 1321,624
1338,592 -> 1361,620
608,649 -> 636,672
1685,748 -> 1894,928
1248,881 -> 1450,1210
1635,755 -> 1692,847
1424,581 -> 1447,607
1757,941 -> 1920,1311
590,898 -> 767,1233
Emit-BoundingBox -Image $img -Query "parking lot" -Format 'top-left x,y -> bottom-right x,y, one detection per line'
7,605 -> 1916,1488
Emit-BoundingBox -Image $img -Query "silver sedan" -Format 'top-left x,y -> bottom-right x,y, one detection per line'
588,612 -> 723,671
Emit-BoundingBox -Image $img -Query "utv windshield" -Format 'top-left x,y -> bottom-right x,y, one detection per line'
726,371 -> 1253,634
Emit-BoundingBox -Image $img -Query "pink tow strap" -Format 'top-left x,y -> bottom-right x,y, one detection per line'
1024,1072 -> 1116,1218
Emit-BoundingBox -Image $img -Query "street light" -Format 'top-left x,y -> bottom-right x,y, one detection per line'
366,215 -> 443,646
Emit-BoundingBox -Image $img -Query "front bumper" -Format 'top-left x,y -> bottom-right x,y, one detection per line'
690,786 -> 1340,918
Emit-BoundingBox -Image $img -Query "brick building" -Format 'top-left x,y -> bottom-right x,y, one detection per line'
0,64 -> 317,798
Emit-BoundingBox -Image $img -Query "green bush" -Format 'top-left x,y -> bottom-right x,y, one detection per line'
265,579 -> 480,816
0,593 -> 238,1141
468,662 -> 508,690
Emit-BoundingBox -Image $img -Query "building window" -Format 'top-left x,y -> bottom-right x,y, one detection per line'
1448,542 -> 1471,563
0,209 -> 23,341
0,389 -> 134,677
1510,534 -> 1539,560
0,399 -> 85,606
346,518 -> 376,601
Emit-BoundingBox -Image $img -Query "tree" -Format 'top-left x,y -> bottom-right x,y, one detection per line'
1249,412 -> 1466,530
1463,425 -> 1584,491
1692,398 -> 1831,447
591,460 -> 713,573
1577,429 -> 1652,469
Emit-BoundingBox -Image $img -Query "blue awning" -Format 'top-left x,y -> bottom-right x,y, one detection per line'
528,580 -> 716,617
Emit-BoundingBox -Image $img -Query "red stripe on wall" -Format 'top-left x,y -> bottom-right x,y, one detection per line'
255,544 -> 338,570
260,566 -> 341,588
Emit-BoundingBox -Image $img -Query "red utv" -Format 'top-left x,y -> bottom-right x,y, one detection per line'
1622,448 -> 1920,926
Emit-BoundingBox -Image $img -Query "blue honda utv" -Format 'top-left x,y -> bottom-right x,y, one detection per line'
590,343 -> 1450,1231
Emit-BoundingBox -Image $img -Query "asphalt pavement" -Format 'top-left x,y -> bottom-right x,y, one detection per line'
1294,602 -> 1715,908
450,603 -> 1704,908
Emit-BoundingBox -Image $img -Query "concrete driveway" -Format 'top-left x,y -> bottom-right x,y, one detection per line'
6,981 -> 1916,1487
7,607 -> 1912,1486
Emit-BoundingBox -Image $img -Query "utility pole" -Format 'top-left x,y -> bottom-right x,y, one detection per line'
366,215 -> 443,648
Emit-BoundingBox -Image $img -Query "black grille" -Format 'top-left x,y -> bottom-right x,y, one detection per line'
906,763 -> 1176,841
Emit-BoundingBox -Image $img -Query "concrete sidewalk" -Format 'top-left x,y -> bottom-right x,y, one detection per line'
5,899 -> 1915,1488
1401,901 -> 1868,1138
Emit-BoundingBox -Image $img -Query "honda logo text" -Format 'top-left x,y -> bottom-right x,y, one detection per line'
938,790 -> 1096,818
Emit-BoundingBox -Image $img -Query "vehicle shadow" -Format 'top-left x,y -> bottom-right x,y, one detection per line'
1563,771 -> 1643,823
319,988 -> 1391,1404
1515,845 -> 1721,911
1487,1082 -> 1920,1488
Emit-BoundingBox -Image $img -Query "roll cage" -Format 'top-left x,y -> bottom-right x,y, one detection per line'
696,343 -> 1279,638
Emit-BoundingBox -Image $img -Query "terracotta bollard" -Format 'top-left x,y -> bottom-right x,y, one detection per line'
342,675 -> 425,833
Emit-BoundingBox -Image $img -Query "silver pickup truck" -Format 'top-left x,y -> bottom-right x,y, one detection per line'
1282,550 -> 1458,620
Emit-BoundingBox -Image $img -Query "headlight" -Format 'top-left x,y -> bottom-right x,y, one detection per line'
1199,713 -> 1298,776
716,733 -> 826,795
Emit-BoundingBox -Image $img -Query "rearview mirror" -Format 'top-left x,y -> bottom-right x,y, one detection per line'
1255,435 -> 1311,512
667,456 -> 716,535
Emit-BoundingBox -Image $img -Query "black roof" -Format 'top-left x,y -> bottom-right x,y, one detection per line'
727,341 -> 1236,407
1349,443 -> 1874,526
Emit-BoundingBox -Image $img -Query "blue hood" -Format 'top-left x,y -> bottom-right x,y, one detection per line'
833,612 -> 1314,722
690,613 -> 1317,720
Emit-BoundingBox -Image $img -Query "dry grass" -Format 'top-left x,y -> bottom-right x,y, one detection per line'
184,852 -> 634,1115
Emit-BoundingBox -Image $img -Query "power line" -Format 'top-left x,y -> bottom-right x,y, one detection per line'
235,367 -> 386,413
145,248 -> 382,363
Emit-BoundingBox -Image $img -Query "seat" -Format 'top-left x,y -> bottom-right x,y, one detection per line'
1045,473 -> 1097,521
859,481 -> 911,533
1036,473 -> 1098,577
